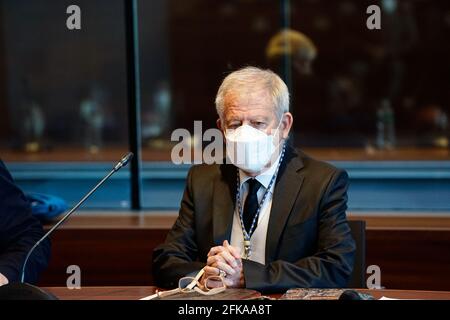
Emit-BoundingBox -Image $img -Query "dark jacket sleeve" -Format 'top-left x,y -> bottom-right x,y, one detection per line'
243,170 -> 356,293
152,166 -> 205,288
0,160 -> 51,284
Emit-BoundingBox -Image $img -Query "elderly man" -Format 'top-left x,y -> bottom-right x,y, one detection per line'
153,66 -> 355,293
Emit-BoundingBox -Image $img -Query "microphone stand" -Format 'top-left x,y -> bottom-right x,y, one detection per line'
0,153 -> 134,300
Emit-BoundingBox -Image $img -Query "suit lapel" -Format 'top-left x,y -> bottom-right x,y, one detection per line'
212,164 -> 236,245
266,146 -> 305,263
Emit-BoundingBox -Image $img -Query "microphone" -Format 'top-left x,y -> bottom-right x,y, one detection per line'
0,152 -> 134,300
113,152 -> 133,172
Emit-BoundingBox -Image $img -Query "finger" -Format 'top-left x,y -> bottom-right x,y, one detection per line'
223,278 -> 235,288
206,255 -> 225,266
223,240 -> 241,259
212,261 -> 236,275
207,246 -> 225,257
204,266 -> 220,277
227,244 -> 241,260
219,250 -> 238,268
207,246 -> 221,257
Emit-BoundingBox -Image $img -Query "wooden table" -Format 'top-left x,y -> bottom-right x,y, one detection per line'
45,286 -> 158,300
43,286 -> 450,300
39,214 -> 450,291
44,286 -> 261,300
357,289 -> 450,300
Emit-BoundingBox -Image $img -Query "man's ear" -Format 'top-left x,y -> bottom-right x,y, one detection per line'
281,112 -> 293,139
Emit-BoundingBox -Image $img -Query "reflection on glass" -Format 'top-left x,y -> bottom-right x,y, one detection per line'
266,28 -> 317,76
79,85 -> 106,154
20,76 -> 46,153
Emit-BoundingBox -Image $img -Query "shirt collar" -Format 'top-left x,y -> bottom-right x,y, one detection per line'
239,151 -> 282,190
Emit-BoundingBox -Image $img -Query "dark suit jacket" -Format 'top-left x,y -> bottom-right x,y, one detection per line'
153,145 -> 355,293
0,160 -> 50,284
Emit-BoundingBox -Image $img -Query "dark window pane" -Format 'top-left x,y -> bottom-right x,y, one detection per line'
0,0 -> 130,208
288,0 -> 450,154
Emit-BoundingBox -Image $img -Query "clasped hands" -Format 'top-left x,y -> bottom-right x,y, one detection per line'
201,240 -> 245,288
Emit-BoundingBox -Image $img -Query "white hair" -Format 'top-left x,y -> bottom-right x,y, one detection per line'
215,66 -> 289,120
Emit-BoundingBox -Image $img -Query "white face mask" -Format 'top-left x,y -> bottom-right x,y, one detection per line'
225,121 -> 282,174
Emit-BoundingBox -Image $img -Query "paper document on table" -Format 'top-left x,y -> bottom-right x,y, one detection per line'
379,296 -> 399,300
379,296 -> 419,300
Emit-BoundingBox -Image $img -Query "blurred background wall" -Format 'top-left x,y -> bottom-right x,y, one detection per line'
0,0 -> 449,211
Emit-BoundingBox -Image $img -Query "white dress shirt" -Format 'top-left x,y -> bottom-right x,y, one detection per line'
230,152 -> 282,265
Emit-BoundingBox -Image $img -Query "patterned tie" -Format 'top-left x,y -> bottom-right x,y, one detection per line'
243,178 -> 262,233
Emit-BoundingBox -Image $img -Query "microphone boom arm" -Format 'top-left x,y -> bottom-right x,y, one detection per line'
20,152 -> 134,283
